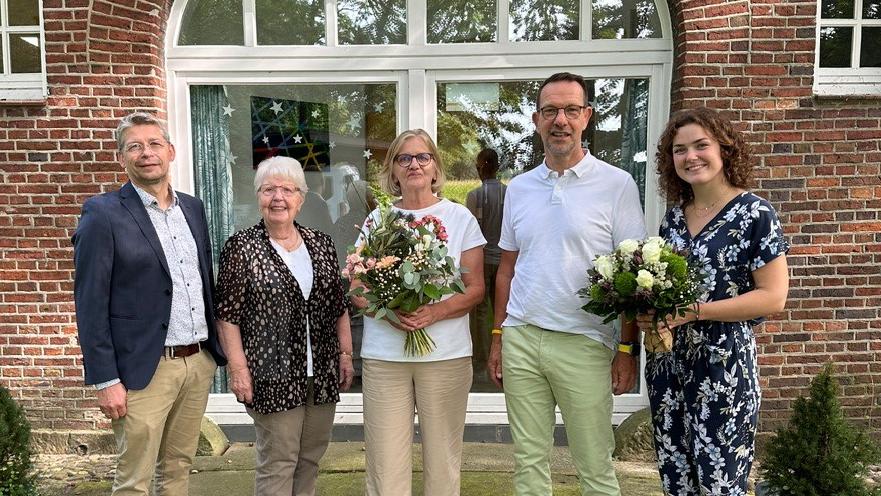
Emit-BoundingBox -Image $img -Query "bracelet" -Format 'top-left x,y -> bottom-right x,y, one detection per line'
491,328 -> 503,336
339,351 -> 353,357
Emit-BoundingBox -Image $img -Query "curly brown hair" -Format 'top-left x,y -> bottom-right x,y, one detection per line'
655,107 -> 752,204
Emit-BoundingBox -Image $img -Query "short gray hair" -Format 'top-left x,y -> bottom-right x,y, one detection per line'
253,156 -> 308,195
115,112 -> 172,152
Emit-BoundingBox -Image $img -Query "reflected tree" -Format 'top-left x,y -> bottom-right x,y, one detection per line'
178,0 -> 244,45
257,0 -> 325,45
428,0 -> 497,43
338,0 -> 406,44
509,0 -> 578,41
592,0 -> 662,39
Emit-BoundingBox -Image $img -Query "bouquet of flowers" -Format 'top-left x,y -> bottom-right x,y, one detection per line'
577,237 -> 702,353
344,204 -> 466,356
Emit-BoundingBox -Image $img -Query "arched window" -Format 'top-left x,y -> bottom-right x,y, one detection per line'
166,0 -> 673,426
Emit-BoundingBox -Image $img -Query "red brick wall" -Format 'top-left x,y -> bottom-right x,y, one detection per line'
0,0 -> 170,430
1,0 -> 879,439
667,0 -> 881,442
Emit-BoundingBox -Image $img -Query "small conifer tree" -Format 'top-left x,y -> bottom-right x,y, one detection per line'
762,364 -> 881,496
0,386 -> 37,496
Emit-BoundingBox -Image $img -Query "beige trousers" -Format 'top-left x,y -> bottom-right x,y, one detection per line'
111,349 -> 217,496
248,380 -> 336,496
362,357 -> 472,496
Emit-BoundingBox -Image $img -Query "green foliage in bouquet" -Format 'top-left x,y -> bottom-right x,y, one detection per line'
578,237 -> 702,325
0,386 -> 37,496
761,364 -> 881,496
345,204 -> 465,356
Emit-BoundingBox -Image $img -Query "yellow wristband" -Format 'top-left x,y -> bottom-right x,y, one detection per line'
491,328 -> 503,336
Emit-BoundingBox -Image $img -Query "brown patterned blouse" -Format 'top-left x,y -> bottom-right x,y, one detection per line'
215,220 -> 347,414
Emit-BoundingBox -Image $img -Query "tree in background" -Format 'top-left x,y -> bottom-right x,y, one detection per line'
0,386 -> 37,496
762,364 -> 881,496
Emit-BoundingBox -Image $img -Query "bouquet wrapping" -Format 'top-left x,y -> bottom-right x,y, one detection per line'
344,204 -> 466,356
577,237 -> 702,353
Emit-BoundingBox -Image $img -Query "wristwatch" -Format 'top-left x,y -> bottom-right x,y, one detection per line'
617,341 -> 641,357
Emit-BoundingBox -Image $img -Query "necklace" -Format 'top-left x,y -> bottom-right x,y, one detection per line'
691,198 -> 722,218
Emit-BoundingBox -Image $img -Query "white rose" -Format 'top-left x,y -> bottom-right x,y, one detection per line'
646,236 -> 665,246
617,239 -> 640,255
636,269 -> 655,289
594,256 -> 615,280
642,241 -> 663,264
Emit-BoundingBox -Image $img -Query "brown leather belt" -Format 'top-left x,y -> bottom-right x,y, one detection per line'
164,342 -> 201,359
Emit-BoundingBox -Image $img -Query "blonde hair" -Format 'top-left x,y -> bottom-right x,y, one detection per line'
379,129 -> 446,197
253,156 -> 308,195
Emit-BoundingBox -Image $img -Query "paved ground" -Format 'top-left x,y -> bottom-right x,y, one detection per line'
37,442 -> 667,495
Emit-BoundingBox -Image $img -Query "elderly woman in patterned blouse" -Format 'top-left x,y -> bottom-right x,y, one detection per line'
215,156 -> 354,496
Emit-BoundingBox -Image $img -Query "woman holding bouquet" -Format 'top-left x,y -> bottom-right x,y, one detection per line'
351,129 -> 486,496
638,107 -> 789,495
215,157 -> 354,496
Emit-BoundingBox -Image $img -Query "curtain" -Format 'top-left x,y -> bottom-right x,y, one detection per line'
191,85 -> 235,393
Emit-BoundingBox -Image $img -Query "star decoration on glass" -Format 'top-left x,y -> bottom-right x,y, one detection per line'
270,101 -> 284,115
302,142 -> 322,168
293,134 -> 303,144
347,115 -> 362,133
222,105 -> 235,117
229,153 -> 237,165
262,136 -> 270,144
329,141 -> 336,149
581,139 -> 590,149
373,102 -> 384,113
363,149 -> 373,160
312,109 -> 321,118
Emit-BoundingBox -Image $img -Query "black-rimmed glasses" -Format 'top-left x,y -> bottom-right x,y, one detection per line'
538,105 -> 588,120
395,153 -> 434,168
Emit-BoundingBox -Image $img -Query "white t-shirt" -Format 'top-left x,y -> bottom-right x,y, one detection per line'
498,151 -> 647,350
270,239 -> 315,376
359,198 -> 486,362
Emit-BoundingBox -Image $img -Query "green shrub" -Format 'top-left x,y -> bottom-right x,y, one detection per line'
761,364 -> 881,496
0,386 -> 37,496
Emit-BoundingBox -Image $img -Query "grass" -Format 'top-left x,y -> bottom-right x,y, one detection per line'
441,179 -> 481,205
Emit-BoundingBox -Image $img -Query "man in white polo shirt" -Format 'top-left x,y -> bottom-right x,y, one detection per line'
487,72 -> 646,495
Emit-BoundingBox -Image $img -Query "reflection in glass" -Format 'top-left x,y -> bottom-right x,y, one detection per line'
9,0 -> 40,25
593,0 -> 662,39
821,0 -> 855,18
338,0 -> 406,44
257,0 -> 325,45
10,34 -> 41,73
0,39 -> 4,73
819,26 -> 853,67
178,0 -> 243,45
428,0 -> 497,43
860,27 -> 881,67
509,0 -> 578,41
864,0 -> 881,19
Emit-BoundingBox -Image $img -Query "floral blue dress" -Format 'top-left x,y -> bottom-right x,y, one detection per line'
646,192 -> 788,496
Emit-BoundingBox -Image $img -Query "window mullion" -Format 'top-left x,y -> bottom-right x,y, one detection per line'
243,0 -> 256,47
581,0 -> 591,40
408,0 -> 426,46
498,0 -> 509,44
326,0 -> 338,47
853,0 -> 863,67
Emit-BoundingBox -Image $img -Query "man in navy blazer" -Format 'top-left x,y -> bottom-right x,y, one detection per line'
73,112 -> 226,496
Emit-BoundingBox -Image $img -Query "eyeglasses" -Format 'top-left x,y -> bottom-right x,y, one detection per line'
538,105 -> 588,120
260,185 -> 301,198
395,153 -> 434,168
123,140 -> 169,155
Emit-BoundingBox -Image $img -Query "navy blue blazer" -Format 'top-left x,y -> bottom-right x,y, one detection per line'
73,182 -> 227,390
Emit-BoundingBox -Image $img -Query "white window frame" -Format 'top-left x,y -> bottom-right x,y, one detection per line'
166,0 -> 673,427
814,0 -> 881,97
0,0 -> 47,101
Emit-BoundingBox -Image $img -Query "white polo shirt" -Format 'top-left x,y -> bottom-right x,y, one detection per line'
498,151 -> 647,350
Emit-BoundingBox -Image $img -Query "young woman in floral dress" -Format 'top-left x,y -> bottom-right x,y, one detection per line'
637,107 -> 789,495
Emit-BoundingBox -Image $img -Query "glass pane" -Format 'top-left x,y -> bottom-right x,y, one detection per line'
338,0 -> 406,44
593,0 -> 662,39
864,0 -> 881,19
821,0 -> 855,18
0,39 -> 4,73
10,33 -> 41,73
436,77 -> 649,392
193,83 -> 398,392
8,0 -> 40,25
509,0 -> 578,41
178,0 -> 244,45
860,27 -> 881,67
257,0 -> 325,45
428,0 -> 497,43
819,26 -> 853,67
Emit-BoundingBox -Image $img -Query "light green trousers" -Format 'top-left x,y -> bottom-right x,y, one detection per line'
502,324 -> 620,496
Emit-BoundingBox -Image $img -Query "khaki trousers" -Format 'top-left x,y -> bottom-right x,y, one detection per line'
362,357 -> 472,496
111,349 -> 217,496
248,380 -> 336,496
